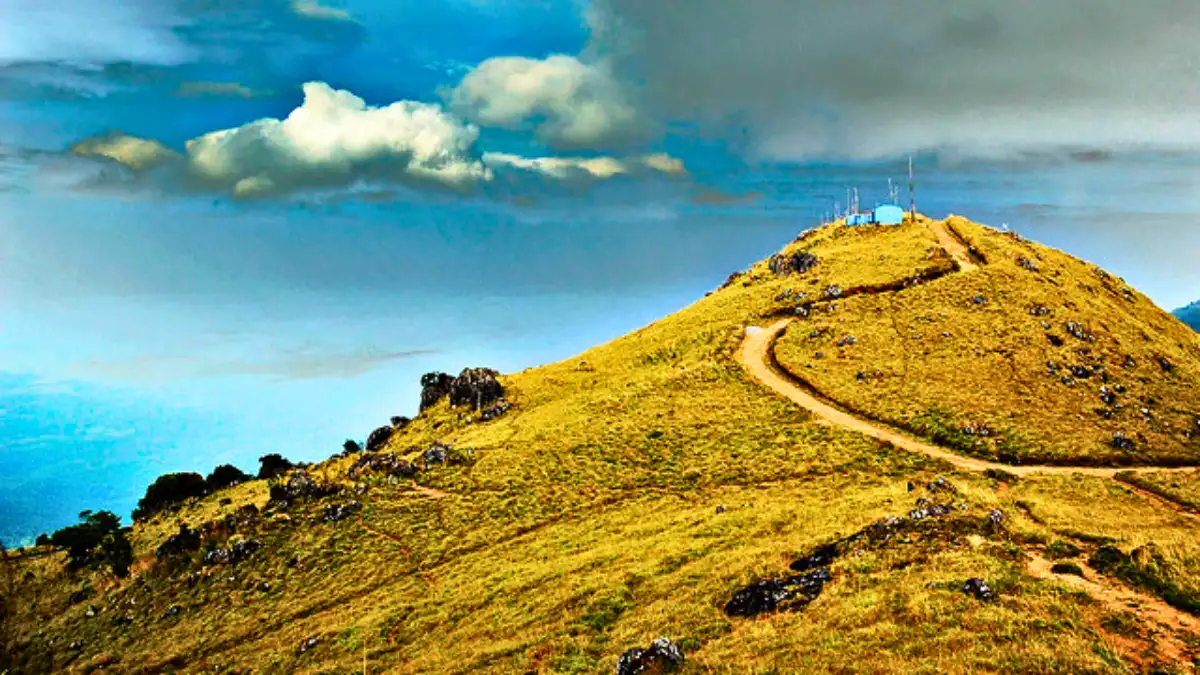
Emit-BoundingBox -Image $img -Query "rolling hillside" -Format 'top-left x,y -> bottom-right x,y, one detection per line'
4,216 -> 1200,674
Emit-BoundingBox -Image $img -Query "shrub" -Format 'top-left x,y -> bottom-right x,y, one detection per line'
132,472 -> 208,522
206,464 -> 251,491
49,511 -> 129,576
258,454 -> 294,480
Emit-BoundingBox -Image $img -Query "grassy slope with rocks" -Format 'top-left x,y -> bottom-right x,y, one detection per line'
775,217 -> 1200,467
3,217 -> 1200,674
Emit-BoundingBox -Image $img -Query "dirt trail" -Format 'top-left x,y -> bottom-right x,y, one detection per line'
1025,553 -> 1198,662
926,219 -> 980,272
739,319 -> 1198,479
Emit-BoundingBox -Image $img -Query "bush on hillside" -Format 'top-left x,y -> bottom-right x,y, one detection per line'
132,472 -> 208,522
48,511 -> 132,577
257,454 -> 294,480
205,464 -> 251,491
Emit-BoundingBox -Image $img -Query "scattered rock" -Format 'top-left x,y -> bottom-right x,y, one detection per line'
1110,432 -> 1136,451
269,471 -> 333,507
1069,365 -> 1093,379
962,577 -> 994,601
156,525 -> 202,559
162,605 -> 182,619
366,425 -> 394,453
1047,334 -> 1065,347
822,284 -> 843,300
1064,321 -> 1095,342
450,368 -> 504,410
1016,256 -> 1040,272
961,422 -> 992,437
715,504 -> 726,515
204,539 -> 262,566
419,372 -> 455,411
836,336 -> 857,347
788,543 -> 838,573
616,637 -> 685,675
970,295 -> 988,305
322,501 -> 361,523
423,442 -> 451,466
1158,357 -> 1175,373
926,476 -> 956,493
219,497 -> 233,506
297,636 -> 320,655
769,251 -> 819,276
725,568 -> 831,617
1098,386 -> 1117,406
85,605 -> 98,618
909,503 -> 954,520
478,398 -> 513,422
348,453 -> 418,480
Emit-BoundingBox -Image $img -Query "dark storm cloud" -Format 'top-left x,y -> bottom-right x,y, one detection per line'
588,0 -> 1200,159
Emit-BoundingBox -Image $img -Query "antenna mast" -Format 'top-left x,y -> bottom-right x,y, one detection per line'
907,157 -> 916,221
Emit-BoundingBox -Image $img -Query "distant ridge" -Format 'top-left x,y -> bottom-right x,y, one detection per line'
1176,300 -> 1200,331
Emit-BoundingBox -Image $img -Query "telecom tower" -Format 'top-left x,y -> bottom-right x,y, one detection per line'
907,157 -> 916,221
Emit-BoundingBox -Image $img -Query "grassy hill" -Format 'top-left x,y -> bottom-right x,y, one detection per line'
4,217 -> 1200,674
1177,302 -> 1200,333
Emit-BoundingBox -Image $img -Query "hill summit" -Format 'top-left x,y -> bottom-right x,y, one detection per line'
4,216 -> 1200,674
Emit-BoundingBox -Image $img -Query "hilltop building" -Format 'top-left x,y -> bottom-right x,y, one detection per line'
845,204 -> 905,226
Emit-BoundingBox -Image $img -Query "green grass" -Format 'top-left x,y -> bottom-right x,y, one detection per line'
774,218 -> 1200,466
5,216 -> 1197,673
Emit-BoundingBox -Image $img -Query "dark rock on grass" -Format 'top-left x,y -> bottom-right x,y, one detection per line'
724,568 -> 832,617
219,497 -> 233,506
822,284 -> 843,300
926,476 -> 956,493
1099,386 -> 1118,406
257,454 -> 294,480
769,251 -> 819,276
366,425 -> 394,452
423,442 -> 452,466
1158,357 -> 1175,373
1110,432 -> 1136,451
163,605 -> 182,619
1087,545 -> 1131,573
348,453 -> 418,480
616,637 -> 685,675
67,587 -> 93,605
450,368 -> 504,410
789,543 -> 838,573
156,525 -> 202,559
419,372 -> 455,411
909,503 -> 954,520
322,501 -> 361,523
297,636 -> 319,655
268,470 -> 333,507
1051,562 -> 1085,577
962,577 -> 994,601
1065,321 -> 1096,342
1069,365 -> 1093,379
1016,256 -> 1040,272
478,398 -> 513,422
986,509 -> 1005,530
970,294 -> 988,305
203,539 -> 262,566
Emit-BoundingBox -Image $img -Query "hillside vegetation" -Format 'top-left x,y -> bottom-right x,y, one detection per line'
4,216 -> 1200,674
775,217 -> 1200,466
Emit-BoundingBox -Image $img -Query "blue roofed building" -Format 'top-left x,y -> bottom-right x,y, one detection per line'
873,204 -> 905,225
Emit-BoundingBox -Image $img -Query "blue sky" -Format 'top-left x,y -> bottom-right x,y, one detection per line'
2,0 -> 1199,545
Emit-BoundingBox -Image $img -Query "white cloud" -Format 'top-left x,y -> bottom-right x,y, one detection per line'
290,0 -> 355,22
61,82 -> 685,199
183,81 -> 491,197
446,55 -> 643,149
482,151 -> 685,180
71,132 -> 181,171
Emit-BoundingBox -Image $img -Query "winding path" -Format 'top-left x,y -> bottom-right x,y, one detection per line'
738,319 -> 1197,479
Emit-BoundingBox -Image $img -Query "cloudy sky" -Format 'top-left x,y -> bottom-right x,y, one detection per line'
2,0 -> 1199,544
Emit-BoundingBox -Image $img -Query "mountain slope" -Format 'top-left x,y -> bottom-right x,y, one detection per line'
5,217 -> 1200,674
1177,300 -> 1200,332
